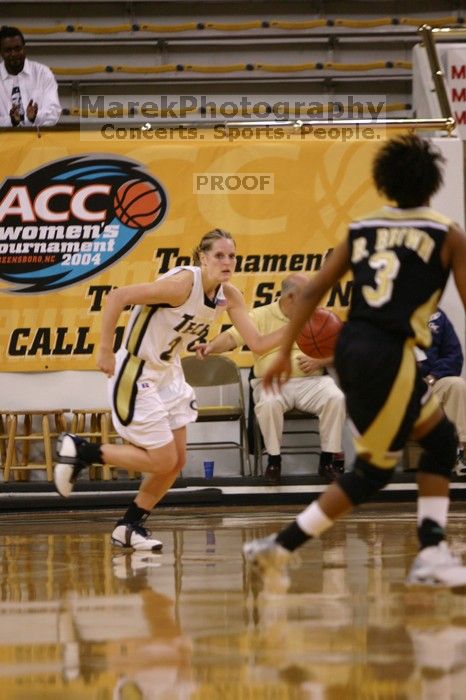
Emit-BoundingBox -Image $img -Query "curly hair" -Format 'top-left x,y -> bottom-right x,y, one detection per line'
372,134 -> 445,208
0,26 -> 25,47
192,228 -> 235,266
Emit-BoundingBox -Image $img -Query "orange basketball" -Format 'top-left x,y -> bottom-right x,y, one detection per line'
114,179 -> 163,228
297,307 -> 343,358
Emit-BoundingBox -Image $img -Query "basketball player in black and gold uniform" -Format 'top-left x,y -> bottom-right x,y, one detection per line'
244,134 -> 466,587
53,229 -> 284,551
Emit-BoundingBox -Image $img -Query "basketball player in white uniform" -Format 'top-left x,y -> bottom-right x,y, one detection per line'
54,229 -> 284,551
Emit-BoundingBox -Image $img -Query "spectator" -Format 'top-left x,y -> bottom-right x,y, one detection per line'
0,25 -> 61,127
418,308 -> 466,476
201,273 -> 346,483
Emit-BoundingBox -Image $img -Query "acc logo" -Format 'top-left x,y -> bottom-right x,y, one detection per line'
0,155 -> 167,292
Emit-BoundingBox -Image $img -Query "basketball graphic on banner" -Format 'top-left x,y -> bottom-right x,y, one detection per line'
114,179 -> 163,228
0,155 -> 168,293
297,307 -> 343,358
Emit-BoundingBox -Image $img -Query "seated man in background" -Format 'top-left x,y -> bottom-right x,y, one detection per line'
201,273 -> 346,483
418,308 -> 466,476
0,25 -> 61,127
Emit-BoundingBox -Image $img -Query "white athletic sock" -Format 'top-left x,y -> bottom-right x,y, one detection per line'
297,501 -> 333,537
417,496 -> 449,529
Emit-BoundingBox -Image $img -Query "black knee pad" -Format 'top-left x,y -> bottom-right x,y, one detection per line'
418,416 -> 458,478
337,458 -> 395,505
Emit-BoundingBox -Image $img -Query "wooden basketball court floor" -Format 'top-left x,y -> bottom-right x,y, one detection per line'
1,504 -> 466,699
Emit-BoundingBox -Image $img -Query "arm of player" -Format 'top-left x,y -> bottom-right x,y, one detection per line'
263,240 -> 351,391
224,284 -> 285,354
195,330 -> 238,358
97,271 -> 194,376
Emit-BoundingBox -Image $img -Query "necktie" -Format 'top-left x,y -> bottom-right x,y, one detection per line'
11,81 -> 25,122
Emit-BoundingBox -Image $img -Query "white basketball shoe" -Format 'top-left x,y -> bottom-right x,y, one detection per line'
243,534 -> 291,592
54,433 -> 89,497
407,541 -> 466,587
111,522 -> 163,551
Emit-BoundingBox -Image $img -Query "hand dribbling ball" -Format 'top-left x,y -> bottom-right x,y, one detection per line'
297,307 -> 343,358
114,178 -> 163,229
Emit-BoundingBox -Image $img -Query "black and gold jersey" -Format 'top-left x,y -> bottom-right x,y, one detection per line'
347,206 -> 451,347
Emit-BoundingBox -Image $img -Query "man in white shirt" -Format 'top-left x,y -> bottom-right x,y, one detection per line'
0,25 -> 61,127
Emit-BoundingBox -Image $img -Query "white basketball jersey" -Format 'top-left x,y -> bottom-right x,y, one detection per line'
123,265 -> 227,370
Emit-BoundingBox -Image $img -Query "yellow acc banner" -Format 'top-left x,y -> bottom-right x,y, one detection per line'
0,127 -> 385,371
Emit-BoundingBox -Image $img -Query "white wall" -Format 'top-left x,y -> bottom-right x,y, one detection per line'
431,135 -> 466,370
412,40 -> 466,368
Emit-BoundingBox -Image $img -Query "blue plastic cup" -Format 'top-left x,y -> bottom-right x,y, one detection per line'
203,460 -> 214,478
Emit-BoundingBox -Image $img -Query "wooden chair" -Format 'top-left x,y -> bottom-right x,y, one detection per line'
2,410 -> 68,481
0,414 -> 7,466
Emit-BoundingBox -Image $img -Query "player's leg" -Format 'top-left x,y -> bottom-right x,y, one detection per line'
243,323 -> 405,581
110,370 -> 196,551
111,426 -> 188,551
54,390 -> 178,497
135,426 -> 187,511
406,400 -> 465,585
55,359 -> 196,489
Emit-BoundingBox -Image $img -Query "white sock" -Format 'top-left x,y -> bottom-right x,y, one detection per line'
417,496 -> 449,528
297,501 -> 333,537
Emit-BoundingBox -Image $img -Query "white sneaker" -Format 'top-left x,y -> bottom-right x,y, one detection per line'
54,433 -> 88,497
111,522 -> 163,552
407,541 -> 466,587
243,534 -> 290,570
243,534 -> 291,591
112,551 -> 162,580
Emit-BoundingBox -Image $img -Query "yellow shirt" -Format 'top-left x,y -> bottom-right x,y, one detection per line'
228,301 -> 323,378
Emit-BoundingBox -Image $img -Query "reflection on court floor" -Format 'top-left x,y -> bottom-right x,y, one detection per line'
1,505 -> 466,698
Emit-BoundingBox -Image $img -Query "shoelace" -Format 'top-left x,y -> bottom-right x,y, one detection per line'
132,522 -> 152,538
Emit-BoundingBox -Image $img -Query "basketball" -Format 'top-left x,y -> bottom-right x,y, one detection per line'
297,307 -> 343,358
114,179 -> 163,229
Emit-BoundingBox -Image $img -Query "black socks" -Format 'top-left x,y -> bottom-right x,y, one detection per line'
418,517 -> 445,550
76,440 -> 104,465
319,451 -> 333,469
120,501 -> 151,526
278,516 -> 445,554
276,520 -> 311,552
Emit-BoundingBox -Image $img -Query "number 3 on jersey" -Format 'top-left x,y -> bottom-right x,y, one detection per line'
362,251 -> 400,307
